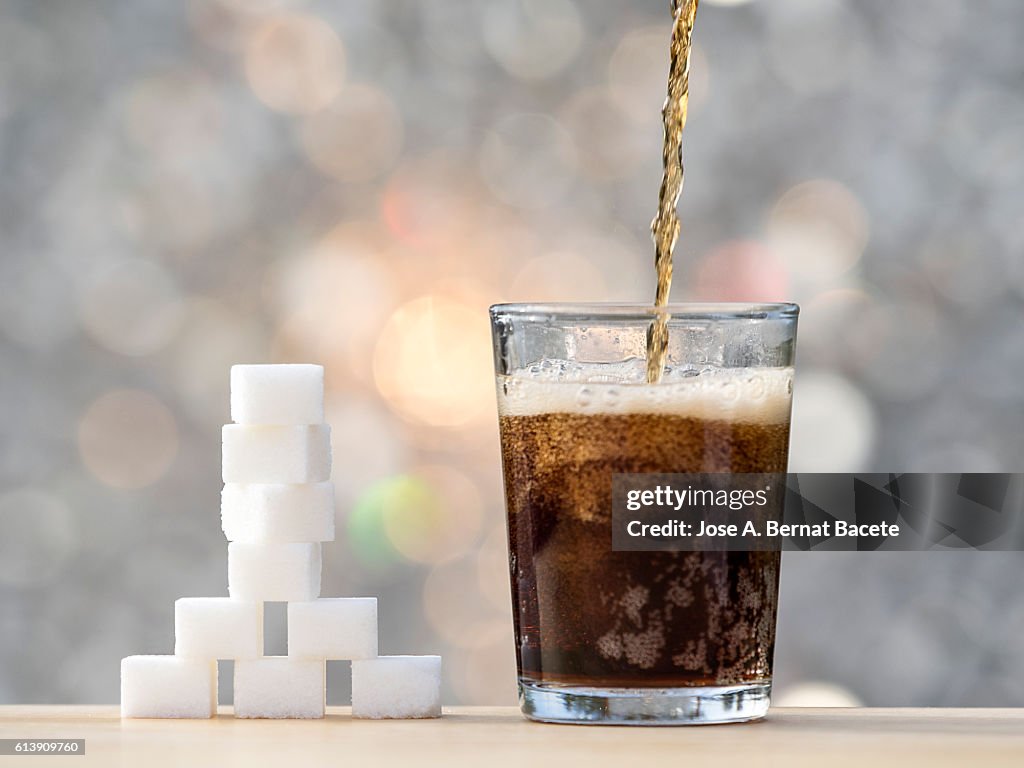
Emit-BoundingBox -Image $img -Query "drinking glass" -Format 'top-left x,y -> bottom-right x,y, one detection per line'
489,303 -> 798,724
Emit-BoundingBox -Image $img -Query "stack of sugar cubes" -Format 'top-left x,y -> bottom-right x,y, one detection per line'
121,364 -> 442,720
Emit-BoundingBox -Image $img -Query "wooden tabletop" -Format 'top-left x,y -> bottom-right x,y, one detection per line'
1,706 -> 1022,767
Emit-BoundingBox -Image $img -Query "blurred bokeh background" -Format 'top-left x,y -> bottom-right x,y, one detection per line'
2,0 -> 1023,708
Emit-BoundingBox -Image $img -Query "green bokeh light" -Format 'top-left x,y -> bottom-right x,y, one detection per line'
348,474 -> 439,568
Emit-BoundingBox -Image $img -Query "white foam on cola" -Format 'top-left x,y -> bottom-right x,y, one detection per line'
496,360 -> 794,424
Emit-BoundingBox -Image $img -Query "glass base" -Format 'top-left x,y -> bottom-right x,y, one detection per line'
519,680 -> 771,725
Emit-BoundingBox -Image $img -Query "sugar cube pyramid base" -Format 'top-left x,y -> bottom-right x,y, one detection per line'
234,658 -> 325,719
120,364 -> 442,720
352,656 -> 443,719
121,656 -> 217,719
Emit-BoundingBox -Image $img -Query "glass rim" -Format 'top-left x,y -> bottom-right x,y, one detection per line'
489,302 -> 799,322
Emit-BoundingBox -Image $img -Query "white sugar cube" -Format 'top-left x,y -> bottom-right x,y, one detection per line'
222,424 -> 331,484
231,364 -> 324,425
174,598 -> 263,660
228,542 -> 321,602
121,656 -> 217,719
288,598 -> 377,660
221,482 -> 335,543
234,657 -> 325,719
352,656 -> 442,719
